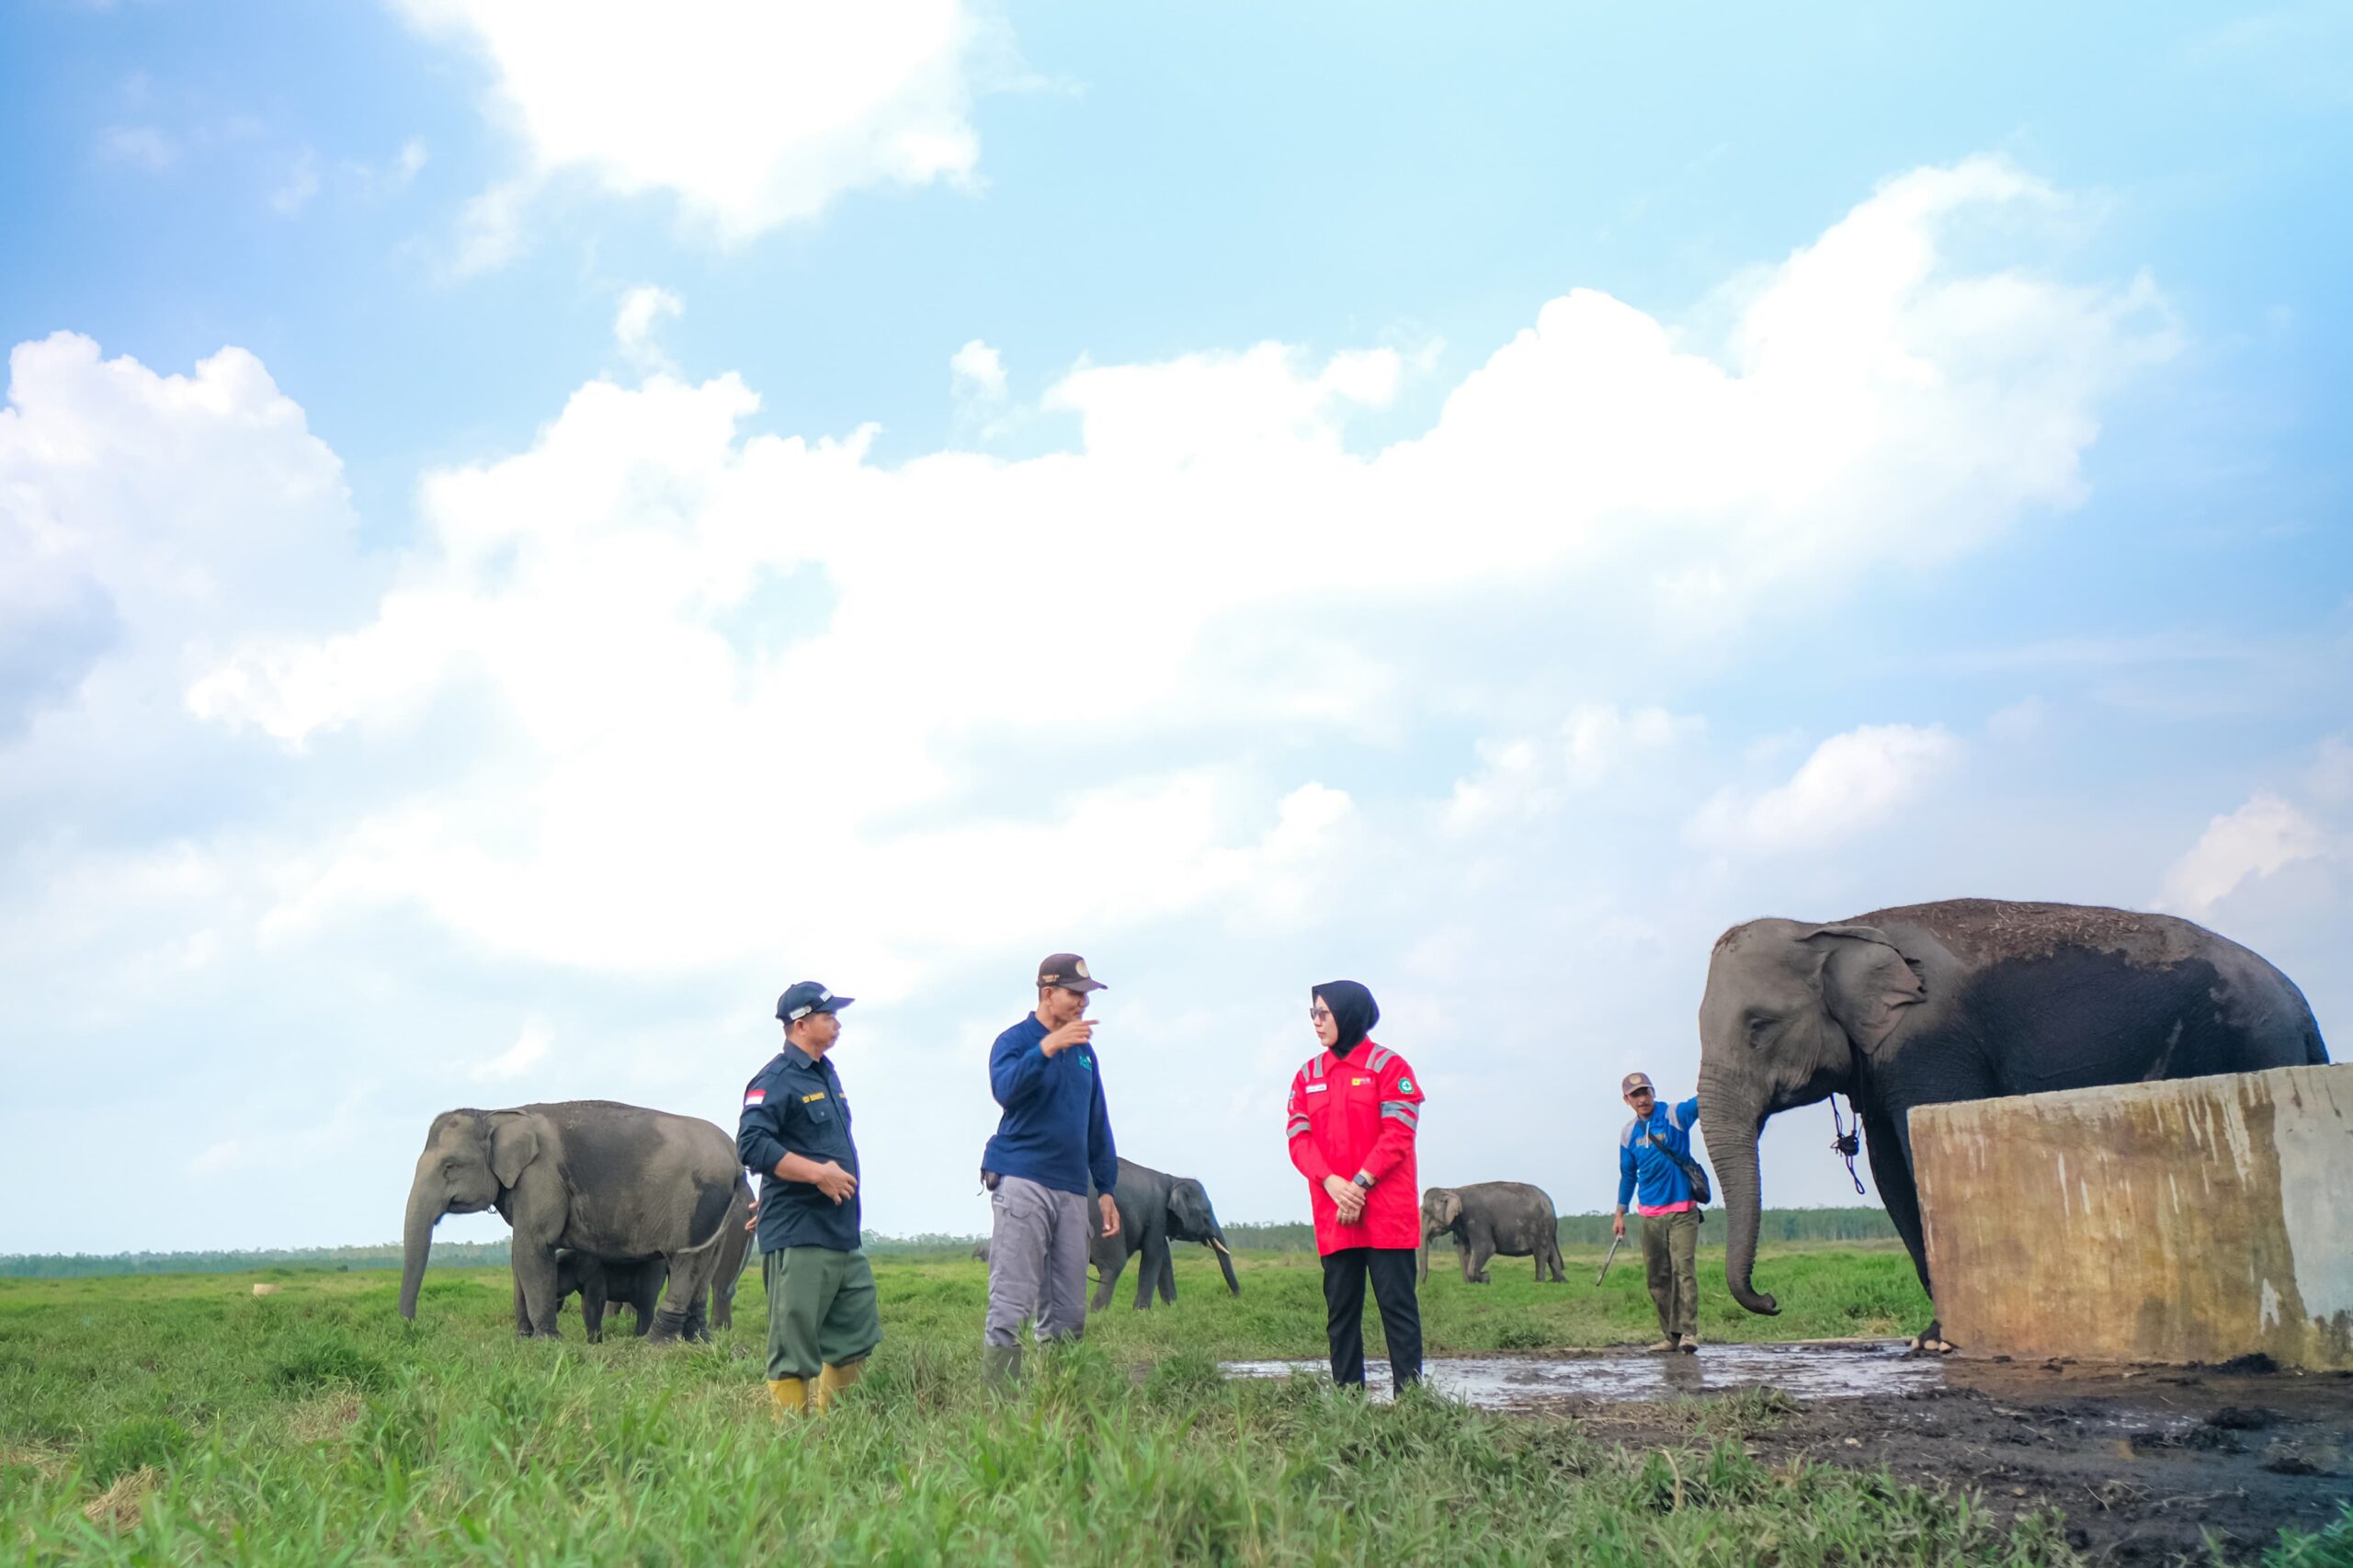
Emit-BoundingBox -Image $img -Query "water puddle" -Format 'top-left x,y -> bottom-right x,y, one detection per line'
1221,1340 -> 1943,1407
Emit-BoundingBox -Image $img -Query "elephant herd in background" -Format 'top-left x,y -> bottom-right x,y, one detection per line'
398,901 -> 2329,1347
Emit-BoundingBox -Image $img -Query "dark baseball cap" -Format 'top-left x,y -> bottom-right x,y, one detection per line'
1621,1072 -> 1654,1096
1036,953 -> 1106,994
776,982 -> 854,1023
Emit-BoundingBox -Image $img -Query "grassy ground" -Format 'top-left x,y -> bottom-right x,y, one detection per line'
0,1248 -> 2340,1565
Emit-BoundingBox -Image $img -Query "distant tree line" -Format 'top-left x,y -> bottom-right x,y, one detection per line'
1,1208 -> 1895,1278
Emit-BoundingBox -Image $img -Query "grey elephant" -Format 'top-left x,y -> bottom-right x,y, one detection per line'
1699,899 -> 2329,1347
547,1252 -> 666,1343
970,1238 -> 991,1263
1419,1182 -> 1567,1284
1088,1158 -> 1240,1310
543,1182 -> 755,1342
401,1099 -> 750,1342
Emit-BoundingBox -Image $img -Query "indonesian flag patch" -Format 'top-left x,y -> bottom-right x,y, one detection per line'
743,1088 -> 767,1107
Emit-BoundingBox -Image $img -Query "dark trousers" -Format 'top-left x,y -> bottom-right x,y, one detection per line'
1321,1246 -> 1423,1389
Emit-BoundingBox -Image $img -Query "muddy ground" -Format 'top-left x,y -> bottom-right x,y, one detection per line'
1228,1345 -> 2351,1561
1571,1357 -> 2353,1563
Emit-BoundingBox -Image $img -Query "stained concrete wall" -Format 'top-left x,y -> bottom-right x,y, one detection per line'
1912,1064 -> 2351,1369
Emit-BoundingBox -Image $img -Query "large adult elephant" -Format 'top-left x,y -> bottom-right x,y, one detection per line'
1418,1182 -> 1567,1284
1698,899 -> 2328,1345
1088,1158 -> 1240,1311
400,1099 -> 750,1342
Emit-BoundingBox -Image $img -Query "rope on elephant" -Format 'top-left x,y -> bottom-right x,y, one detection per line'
1829,1098 -> 1866,1196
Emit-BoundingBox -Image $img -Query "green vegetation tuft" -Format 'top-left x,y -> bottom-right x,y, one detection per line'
0,1248 -> 2099,1566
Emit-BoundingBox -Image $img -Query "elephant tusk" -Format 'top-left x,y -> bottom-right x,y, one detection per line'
1208,1238 -> 1231,1256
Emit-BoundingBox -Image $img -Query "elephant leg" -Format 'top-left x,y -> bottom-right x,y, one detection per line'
512,1244 -> 561,1338
1468,1224 -> 1495,1284
1133,1226 -> 1163,1311
1156,1244 -> 1176,1306
1456,1237 -> 1473,1282
1860,1101 -> 1931,1299
512,1273 -> 532,1336
582,1276 -> 608,1345
631,1283 -> 657,1337
650,1245 -> 719,1344
1092,1245 -> 1128,1312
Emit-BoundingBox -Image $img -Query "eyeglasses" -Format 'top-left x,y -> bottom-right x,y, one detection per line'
1309,1006 -> 1334,1022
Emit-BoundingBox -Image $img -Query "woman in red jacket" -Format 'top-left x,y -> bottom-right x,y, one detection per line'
1284,980 -> 1424,1390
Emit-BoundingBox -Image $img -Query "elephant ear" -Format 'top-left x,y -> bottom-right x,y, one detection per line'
1438,1190 -> 1463,1228
488,1113 -> 541,1189
1804,924 -> 1926,1052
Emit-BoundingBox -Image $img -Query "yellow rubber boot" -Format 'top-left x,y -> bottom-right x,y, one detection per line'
814,1360 -> 862,1414
767,1377 -> 809,1419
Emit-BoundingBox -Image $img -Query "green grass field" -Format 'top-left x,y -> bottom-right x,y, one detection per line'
0,1246 -> 2337,1565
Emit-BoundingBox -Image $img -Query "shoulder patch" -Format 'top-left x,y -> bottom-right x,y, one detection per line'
744,1088 -> 767,1107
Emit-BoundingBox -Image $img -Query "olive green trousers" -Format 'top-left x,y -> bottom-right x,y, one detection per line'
1642,1210 -> 1701,1340
764,1245 -> 881,1381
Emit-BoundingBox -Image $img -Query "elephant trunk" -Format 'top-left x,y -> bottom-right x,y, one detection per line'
1210,1229 -> 1240,1296
1416,1242 -> 1428,1285
398,1183 -> 439,1321
1700,1072 -> 1779,1316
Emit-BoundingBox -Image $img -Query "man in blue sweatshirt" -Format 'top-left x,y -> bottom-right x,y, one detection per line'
980,952 -> 1121,1381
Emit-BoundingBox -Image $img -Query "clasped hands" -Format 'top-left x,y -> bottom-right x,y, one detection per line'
1322,1173 -> 1369,1224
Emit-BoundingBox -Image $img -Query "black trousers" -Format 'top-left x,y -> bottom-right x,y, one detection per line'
1321,1246 -> 1423,1389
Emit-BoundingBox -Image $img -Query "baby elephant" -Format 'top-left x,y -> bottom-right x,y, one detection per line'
541,1252 -> 668,1343
1421,1182 -> 1567,1285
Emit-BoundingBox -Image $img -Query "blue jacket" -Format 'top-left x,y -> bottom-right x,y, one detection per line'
738,1045 -> 862,1252
1619,1096 -> 1701,1210
981,1014 -> 1118,1197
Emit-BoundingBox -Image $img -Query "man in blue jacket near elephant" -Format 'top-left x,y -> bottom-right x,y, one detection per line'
1615,1070 -> 1704,1353
980,952 -> 1121,1382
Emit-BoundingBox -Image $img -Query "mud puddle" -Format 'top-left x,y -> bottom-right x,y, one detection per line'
1222,1340 -> 1939,1405
1226,1346 -> 2353,1562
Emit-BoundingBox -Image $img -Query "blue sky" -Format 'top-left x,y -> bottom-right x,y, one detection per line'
2,1 -> 2347,1255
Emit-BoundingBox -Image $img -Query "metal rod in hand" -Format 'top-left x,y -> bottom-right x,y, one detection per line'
1596,1233 -> 1622,1286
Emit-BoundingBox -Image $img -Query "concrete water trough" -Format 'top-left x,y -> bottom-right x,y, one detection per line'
1913,1063 -> 2352,1369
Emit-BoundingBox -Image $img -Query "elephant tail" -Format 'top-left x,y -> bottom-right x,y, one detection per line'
684,1176 -> 737,1253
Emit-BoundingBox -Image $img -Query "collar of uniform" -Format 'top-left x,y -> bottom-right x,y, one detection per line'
783,1043 -> 827,1073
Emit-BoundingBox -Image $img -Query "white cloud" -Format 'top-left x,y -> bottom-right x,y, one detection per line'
613,284 -> 685,370
402,0 -> 999,255
950,338 -> 1006,401
3,159 -> 2217,1245
2160,792 -> 2332,916
475,1017 -> 552,1081
271,150 -> 322,215
1685,723 -> 1961,856
1446,705 -> 1702,833
97,124 -> 176,170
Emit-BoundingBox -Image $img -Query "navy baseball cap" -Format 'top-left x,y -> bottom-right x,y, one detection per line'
776,982 -> 854,1023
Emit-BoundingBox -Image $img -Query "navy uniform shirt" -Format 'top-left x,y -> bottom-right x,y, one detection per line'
737,1044 -> 862,1253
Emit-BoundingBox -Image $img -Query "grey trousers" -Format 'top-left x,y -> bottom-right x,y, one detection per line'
985,1175 -> 1091,1348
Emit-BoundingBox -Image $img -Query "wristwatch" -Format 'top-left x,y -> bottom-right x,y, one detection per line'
1351,1173 -> 1375,1190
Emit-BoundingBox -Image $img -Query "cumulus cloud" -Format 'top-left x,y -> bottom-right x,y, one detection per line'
613,285 -> 685,370
2,160 -> 2202,1244
402,0 -> 999,255
950,338 -> 1006,401
1685,724 -> 1962,856
2160,791 -> 2334,916
1446,705 -> 1703,833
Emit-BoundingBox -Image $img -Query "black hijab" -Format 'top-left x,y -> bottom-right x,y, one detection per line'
1313,981 -> 1381,1058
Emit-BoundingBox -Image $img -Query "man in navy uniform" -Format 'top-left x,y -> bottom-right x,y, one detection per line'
739,981 -> 880,1416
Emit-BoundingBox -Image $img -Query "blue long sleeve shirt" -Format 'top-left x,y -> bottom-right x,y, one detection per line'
981,1014 -> 1117,1197
1618,1096 -> 1701,1211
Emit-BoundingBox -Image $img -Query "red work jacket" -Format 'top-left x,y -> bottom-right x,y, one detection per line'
1285,1040 -> 1424,1254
